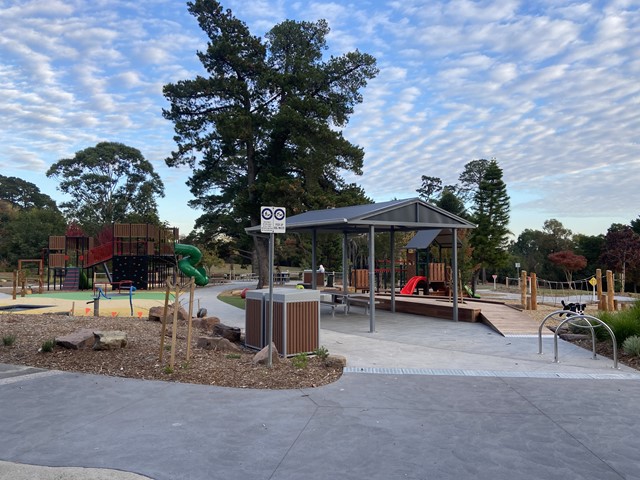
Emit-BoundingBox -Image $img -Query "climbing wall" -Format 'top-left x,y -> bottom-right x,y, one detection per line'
113,256 -> 149,289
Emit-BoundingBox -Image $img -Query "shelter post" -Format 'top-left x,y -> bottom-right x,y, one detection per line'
390,227 -> 396,312
452,228 -> 459,322
311,230 -> 317,289
369,225 -> 376,333
342,232 -> 349,295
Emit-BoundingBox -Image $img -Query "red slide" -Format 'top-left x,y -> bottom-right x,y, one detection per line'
400,276 -> 427,295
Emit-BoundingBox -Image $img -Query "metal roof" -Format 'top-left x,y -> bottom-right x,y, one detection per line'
246,197 -> 475,234
404,229 -> 462,249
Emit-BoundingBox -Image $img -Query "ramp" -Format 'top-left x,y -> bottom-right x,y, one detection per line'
476,301 -> 551,337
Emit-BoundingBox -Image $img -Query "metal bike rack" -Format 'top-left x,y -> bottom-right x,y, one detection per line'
538,310 -> 618,369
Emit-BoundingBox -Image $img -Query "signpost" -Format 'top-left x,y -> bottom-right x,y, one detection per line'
260,207 -> 286,367
492,274 -> 497,290
589,276 -> 597,302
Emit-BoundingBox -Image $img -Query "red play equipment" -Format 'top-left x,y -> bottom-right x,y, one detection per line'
400,275 -> 428,295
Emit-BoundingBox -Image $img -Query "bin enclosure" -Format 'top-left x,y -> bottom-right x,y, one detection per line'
245,288 -> 320,356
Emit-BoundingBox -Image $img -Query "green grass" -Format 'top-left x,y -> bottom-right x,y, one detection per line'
2,334 -> 17,346
217,292 -> 246,310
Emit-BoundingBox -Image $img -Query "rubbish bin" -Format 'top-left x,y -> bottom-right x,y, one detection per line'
326,272 -> 334,287
245,288 -> 320,355
245,289 -> 267,350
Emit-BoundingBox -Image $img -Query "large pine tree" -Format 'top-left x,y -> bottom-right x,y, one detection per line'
162,1 -> 377,287
470,160 -> 511,286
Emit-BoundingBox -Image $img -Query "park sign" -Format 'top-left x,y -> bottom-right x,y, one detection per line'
260,206 -> 286,233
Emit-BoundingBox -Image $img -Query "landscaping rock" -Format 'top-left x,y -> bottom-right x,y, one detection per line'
324,354 -> 347,368
197,336 -> 241,352
148,304 -> 189,322
253,343 -> 279,365
56,329 -> 95,350
560,333 -> 591,341
192,316 -> 220,331
213,323 -> 241,343
93,331 -> 128,350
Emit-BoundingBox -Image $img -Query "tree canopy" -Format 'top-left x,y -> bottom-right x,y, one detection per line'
163,1 -> 378,286
548,250 -> 587,286
46,142 -> 165,235
0,174 -> 58,210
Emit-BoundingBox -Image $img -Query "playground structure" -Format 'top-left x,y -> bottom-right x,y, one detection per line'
349,230 -> 453,296
43,223 -> 207,291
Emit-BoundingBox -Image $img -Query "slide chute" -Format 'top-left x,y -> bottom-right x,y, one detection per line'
175,244 -> 209,286
400,276 -> 427,295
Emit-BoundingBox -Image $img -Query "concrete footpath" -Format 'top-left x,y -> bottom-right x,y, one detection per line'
1,283 -> 640,479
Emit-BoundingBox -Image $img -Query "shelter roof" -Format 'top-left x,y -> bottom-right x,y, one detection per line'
246,197 -> 475,234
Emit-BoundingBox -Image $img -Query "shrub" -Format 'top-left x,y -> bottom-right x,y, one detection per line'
40,339 -> 55,353
313,345 -> 329,360
2,334 -> 16,346
292,352 -> 309,369
595,309 -> 640,347
622,336 -> 640,356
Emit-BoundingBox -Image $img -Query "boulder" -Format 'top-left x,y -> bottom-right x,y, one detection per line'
213,323 -> 241,343
93,331 -> 128,350
192,316 -> 220,331
324,354 -> 347,368
197,336 -> 241,352
148,304 -> 189,322
56,329 -> 95,350
253,343 -> 279,365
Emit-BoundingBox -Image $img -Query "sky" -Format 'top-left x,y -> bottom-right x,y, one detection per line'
1,0 -> 639,240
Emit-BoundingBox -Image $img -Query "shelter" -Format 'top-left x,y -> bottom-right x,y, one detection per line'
246,198 -> 475,331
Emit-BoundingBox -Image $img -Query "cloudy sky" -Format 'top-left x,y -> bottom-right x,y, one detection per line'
1,0 -> 639,239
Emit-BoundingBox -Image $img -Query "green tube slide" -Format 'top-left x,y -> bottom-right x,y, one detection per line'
175,244 -> 209,286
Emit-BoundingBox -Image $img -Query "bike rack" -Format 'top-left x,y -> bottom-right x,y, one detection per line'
538,310 -> 618,369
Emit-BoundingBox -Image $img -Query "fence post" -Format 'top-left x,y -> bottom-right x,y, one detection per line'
530,273 -> 537,310
606,270 -> 615,311
520,270 -> 528,309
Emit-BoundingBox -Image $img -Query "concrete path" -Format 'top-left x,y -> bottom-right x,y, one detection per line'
1,283 -> 640,479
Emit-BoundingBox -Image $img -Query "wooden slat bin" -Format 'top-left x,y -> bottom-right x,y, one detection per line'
245,288 -> 320,356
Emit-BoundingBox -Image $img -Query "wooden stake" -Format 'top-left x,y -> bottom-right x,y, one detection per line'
186,279 -> 195,361
169,282 -> 181,371
158,279 -> 172,362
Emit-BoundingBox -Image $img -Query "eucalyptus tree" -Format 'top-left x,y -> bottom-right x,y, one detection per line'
46,142 -> 164,235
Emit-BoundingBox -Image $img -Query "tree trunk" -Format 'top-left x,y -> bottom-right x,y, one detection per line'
254,235 -> 269,289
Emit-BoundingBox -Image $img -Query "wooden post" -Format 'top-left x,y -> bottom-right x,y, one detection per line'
19,270 -> 26,297
520,270 -> 527,309
530,273 -> 537,310
12,270 -> 17,300
606,270 -> 615,312
158,280 -> 172,362
170,283 -> 181,371
186,280 -> 195,361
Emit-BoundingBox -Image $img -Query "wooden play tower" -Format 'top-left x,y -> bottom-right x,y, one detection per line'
46,223 -> 180,290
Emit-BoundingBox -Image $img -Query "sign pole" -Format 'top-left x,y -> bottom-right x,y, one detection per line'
268,232 -> 274,368
260,206 -> 286,369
